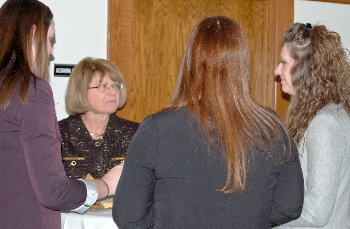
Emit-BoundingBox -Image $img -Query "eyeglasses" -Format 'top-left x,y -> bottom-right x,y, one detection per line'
87,82 -> 124,92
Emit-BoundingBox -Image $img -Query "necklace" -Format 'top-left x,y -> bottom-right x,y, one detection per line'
89,132 -> 105,138
81,114 -> 108,139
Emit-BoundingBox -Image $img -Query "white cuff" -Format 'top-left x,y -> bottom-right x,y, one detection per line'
71,179 -> 98,214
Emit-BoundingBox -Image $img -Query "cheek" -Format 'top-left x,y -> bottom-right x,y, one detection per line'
87,94 -> 102,109
283,70 -> 295,89
282,65 -> 292,77
115,93 -> 120,102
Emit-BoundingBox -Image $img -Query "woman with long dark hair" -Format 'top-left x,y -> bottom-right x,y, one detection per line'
0,1 -> 122,228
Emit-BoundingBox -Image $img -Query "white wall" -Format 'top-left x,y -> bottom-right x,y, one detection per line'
0,0 -> 108,121
294,0 -> 350,51
45,0 -> 108,121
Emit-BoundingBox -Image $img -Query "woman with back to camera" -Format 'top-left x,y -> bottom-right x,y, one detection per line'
59,57 -> 139,179
275,23 -> 350,229
0,1 -> 122,228
113,16 -> 304,229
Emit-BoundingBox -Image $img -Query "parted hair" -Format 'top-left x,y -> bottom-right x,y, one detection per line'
65,57 -> 127,115
0,0 -> 53,109
283,23 -> 350,143
165,16 -> 291,193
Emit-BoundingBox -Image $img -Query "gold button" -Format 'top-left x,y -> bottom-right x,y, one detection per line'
95,142 -> 100,147
71,161 -> 77,166
97,165 -> 101,171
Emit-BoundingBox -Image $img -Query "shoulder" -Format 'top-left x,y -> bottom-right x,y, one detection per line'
305,104 -> 349,148
149,107 -> 189,124
20,77 -> 54,113
22,77 -> 55,115
111,115 -> 139,130
308,104 -> 347,131
6,77 -> 53,121
58,115 -> 79,125
136,107 -> 189,130
140,108 -> 193,138
27,76 -> 52,98
128,109 -> 190,145
58,115 -> 79,131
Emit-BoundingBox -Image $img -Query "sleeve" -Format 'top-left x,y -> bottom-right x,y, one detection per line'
279,113 -> 346,228
270,132 -> 304,225
113,115 -> 156,229
19,80 -> 87,211
71,179 -> 98,213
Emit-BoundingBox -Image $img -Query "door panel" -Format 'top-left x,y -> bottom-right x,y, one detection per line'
109,0 -> 293,122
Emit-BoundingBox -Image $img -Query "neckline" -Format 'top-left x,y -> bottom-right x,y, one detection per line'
78,114 -> 111,140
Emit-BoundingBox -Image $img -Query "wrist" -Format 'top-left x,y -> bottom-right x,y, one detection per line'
100,178 -> 110,197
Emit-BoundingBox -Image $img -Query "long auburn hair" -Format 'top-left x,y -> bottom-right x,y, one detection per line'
0,0 -> 53,109
165,16 -> 291,193
283,23 -> 350,143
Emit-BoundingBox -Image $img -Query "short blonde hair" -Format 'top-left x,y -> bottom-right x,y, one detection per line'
65,57 -> 127,115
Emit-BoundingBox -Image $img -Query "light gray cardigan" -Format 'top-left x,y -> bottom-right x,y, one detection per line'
277,103 -> 350,229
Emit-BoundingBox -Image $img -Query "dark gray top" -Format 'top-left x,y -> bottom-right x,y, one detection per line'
0,77 -> 86,229
113,108 -> 304,229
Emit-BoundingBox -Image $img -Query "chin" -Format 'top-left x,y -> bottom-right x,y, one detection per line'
281,88 -> 291,96
106,104 -> 118,109
99,111 -> 115,115
106,107 -> 118,114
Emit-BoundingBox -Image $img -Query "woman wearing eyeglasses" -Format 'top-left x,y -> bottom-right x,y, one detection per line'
59,57 -> 139,179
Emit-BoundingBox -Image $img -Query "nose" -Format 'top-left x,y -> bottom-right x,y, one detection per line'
274,63 -> 281,76
48,45 -> 54,55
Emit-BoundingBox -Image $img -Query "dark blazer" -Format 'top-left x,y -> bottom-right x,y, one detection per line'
113,107 -> 304,229
59,114 -> 139,179
0,77 -> 87,229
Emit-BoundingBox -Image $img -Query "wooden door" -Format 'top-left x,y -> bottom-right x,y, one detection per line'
108,0 -> 293,122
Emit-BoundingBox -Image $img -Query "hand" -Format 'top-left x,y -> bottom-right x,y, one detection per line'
102,163 -> 124,196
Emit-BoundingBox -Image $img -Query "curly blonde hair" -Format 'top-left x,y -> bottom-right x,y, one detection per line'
283,23 -> 350,142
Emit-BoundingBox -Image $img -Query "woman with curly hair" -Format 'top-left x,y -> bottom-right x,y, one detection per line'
275,23 -> 350,228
